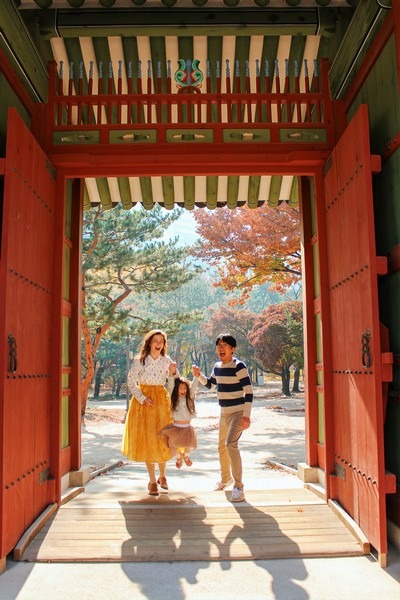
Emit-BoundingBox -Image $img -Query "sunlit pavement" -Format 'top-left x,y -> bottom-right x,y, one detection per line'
2,391 -> 400,600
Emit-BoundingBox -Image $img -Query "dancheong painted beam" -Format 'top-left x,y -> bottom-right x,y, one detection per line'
42,56 -> 335,165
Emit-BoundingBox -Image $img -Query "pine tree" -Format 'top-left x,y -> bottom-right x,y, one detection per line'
81,204 -> 194,414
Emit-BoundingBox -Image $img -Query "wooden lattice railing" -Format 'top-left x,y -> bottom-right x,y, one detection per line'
43,57 -> 335,152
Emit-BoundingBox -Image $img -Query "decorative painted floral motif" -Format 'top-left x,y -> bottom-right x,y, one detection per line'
175,59 -> 203,92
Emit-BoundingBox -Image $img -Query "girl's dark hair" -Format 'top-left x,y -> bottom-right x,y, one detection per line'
215,333 -> 237,348
171,377 -> 195,415
138,329 -> 167,365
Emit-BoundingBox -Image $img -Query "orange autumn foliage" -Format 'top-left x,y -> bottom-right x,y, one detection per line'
193,204 -> 300,301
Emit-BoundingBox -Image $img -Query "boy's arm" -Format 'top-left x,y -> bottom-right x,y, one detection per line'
199,371 -> 217,390
192,365 -> 217,390
236,361 -> 253,424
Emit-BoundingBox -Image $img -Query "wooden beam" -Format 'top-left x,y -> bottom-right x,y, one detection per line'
0,2 -> 48,102
38,8 -> 320,39
248,175 -> 261,208
343,10 -> 394,114
206,175 -> 218,208
329,2 -> 387,100
50,148 -> 329,178
118,177 -> 133,210
13,504 -> 58,561
226,175 -> 239,209
183,175 -> 195,209
394,0 -> 400,98
0,47 -> 36,116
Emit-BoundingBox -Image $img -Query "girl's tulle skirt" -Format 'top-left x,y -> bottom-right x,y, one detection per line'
158,423 -> 197,451
121,384 -> 173,463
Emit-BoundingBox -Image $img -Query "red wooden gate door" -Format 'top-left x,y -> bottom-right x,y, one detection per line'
0,109 -> 57,560
323,104 -> 391,560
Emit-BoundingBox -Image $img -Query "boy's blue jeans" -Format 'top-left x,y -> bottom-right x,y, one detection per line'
218,409 -> 244,488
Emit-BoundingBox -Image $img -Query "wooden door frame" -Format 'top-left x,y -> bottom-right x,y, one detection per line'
55,155 -> 327,486
52,174 -> 84,498
0,120 -> 387,562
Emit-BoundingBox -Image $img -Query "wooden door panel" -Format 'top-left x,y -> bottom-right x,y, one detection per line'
324,104 -> 387,556
0,109 -> 57,559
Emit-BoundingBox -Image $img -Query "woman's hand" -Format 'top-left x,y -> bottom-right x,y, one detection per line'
192,365 -> 200,377
169,362 -> 177,376
144,397 -> 154,406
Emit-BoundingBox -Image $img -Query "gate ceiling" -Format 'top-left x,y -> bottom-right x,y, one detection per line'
16,0 -> 355,211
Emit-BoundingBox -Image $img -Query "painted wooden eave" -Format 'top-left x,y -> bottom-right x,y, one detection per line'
0,2 -> 48,102
9,0 -> 362,212
329,0 -> 389,99
37,7 -> 321,38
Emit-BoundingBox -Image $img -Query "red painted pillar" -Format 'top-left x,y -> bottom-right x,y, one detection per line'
313,168 -> 335,501
51,172 -> 67,503
69,179 -> 84,470
299,176 -> 318,468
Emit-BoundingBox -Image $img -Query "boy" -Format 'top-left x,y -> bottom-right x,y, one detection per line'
192,333 -> 253,502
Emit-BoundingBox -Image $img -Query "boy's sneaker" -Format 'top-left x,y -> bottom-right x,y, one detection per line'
231,487 -> 245,502
214,477 -> 234,491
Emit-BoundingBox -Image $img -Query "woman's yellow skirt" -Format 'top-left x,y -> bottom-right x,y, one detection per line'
121,384 -> 173,463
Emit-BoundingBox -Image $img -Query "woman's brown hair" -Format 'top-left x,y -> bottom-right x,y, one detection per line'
138,329 -> 168,365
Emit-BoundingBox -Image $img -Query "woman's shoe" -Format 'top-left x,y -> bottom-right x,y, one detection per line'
148,482 -> 159,496
176,457 -> 183,468
157,476 -> 168,490
183,455 -> 192,467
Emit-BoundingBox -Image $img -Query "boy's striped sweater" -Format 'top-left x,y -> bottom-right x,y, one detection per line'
198,358 -> 253,418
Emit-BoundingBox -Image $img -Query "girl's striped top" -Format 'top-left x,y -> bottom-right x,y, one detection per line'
198,358 -> 253,418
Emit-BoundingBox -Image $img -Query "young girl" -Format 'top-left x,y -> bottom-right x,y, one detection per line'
120,329 -> 176,496
158,375 -> 198,468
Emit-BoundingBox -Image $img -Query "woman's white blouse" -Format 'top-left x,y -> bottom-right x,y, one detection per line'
127,354 -> 173,404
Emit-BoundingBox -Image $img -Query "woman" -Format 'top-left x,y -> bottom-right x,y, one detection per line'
121,329 -> 176,496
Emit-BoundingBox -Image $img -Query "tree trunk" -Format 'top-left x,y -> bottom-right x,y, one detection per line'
94,366 -> 105,397
292,366 -> 301,393
80,274 -> 131,416
175,339 -> 182,372
202,354 -> 208,376
281,365 -> 291,397
81,277 -> 95,416
116,377 -> 122,398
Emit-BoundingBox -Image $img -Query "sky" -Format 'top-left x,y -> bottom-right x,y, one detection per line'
163,208 -> 199,246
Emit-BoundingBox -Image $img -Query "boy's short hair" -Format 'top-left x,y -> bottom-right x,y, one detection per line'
215,333 -> 237,348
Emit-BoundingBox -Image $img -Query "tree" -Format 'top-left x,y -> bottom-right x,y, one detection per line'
81,204 -> 194,414
90,338 -> 128,399
129,273 -> 214,374
248,301 -> 303,396
203,306 -> 262,382
243,282 -> 284,314
192,204 -> 300,301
